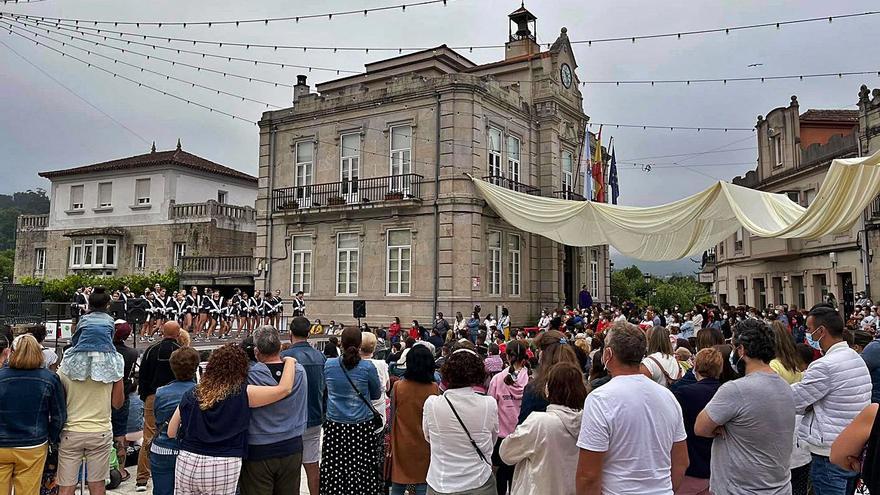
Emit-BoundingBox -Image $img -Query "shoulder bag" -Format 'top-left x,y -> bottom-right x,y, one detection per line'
647,355 -> 683,387
443,394 -> 491,465
341,363 -> 384,434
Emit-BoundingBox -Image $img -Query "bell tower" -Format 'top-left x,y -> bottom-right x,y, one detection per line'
505,3 -> 539,60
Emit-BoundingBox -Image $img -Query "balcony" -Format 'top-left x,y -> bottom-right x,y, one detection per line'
482,175 -> 540,195
272,173 -> 423,213
16,214 -> 48,232
170,200 -> 256,232
552,190 -> 587,201
871,196 -> 880,220
178,255 -> 254,286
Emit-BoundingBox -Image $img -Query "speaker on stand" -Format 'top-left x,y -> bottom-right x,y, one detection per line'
353,300 -> 366,329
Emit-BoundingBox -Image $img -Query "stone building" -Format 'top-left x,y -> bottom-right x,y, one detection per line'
861,85 -> 880,295
712,93 -> 868,314
255,7 -> 609,326
14,142 -> 258,289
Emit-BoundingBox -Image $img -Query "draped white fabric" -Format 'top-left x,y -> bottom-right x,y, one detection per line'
470,151 -> 880,261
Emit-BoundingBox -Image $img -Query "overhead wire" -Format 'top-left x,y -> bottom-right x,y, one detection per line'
5,15 -> 298,88
1,19 -> 284,108
5,14 -> 362,75
1,0 -> 452,27
0,37 -> 151,145
10,15 -> 877,91
3,9 -> 876,50
0,24 -> 258,123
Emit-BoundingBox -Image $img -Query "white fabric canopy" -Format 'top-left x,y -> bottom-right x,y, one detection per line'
470,151 -> 880,261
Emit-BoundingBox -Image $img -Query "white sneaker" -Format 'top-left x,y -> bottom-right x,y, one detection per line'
135,483 -> 147,492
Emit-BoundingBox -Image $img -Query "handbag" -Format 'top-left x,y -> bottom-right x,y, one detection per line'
444,394 -> 491,465
341,363 -> 384,434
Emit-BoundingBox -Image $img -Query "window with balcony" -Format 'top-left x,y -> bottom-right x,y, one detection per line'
562,150 -> 574,192
293,140 -> 314,206
70,185 -> 84,210
70,237 -> 117,269
488,127 -> 503,180
291,235 -> 312,295
336,232 -> 359,295
488,230 -> 501,296
734,228 -> 744,252
135,178 -> 151,205
34,248 -> 45,276
507,135 -> 521,184
509,234 -> 521,296
97,182 -> 112,208
390,126 -> 412,193
173,243 -> 186,268
590,248 -> 599,296
134,244 -> 146,270
387,230 -> 412,296
340,134 -> 360,198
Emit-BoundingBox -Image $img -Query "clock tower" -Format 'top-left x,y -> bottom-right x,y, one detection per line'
505,4 -> 539,60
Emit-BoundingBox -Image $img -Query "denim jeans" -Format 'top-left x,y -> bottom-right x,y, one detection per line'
392,483 -> 428,495
810,454 -> 858,495
149,452 -> 177,495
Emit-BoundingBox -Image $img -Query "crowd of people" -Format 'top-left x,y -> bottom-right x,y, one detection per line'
7,285 -> 880,494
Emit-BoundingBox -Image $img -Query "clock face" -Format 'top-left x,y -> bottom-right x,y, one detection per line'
560,63 -> 573,88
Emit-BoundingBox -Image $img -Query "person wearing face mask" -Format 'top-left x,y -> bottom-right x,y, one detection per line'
575,322 -> 689,495
792,304 -> 872,495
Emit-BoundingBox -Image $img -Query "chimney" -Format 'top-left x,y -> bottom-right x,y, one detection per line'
293,75 -> 310,103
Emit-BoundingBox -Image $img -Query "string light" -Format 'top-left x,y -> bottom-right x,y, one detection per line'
589,122 -> 753,132
3,9 -> 875,52
7,15 -> 362,74
11,16 -> 876,91
1,22 -> 280,111
5,16 -> 298,88
0,0 -> 450,27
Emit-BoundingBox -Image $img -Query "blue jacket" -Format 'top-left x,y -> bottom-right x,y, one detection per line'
152,380 -> 196,452
247,362 -> 307,445
281,341 -> 327,428
324,358 -> 381,423
0,366 -> 67,447
862,339 -> 880,403
69,311 -> 116,353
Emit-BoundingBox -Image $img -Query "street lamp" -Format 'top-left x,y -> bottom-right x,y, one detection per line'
644,274 -> 652,305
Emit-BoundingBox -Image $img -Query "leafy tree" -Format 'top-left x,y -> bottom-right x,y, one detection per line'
611,265 -> 711,310
0,188 -> 50,250
0,249 -> 13,281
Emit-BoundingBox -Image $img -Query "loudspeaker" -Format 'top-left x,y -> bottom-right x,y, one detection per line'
109,301 -> 127,321
127,298 -> 149,325
353,300 -> 366,319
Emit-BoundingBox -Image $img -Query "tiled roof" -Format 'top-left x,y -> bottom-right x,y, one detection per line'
799,109 -> 859,123
39,148 -> 257,183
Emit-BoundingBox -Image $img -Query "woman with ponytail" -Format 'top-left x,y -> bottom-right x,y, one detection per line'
487,340 -> 530,494
321,327 -> 383,494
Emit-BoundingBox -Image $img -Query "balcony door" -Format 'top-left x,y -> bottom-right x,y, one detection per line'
340,134 -> 360,203
295,141 -> 314,208
390,125 -> 412,195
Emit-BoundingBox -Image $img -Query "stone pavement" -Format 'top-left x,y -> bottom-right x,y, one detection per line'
96,466 -> 311,494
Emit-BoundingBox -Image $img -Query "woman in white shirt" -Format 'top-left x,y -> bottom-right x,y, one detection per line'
360,331 -> 390,426
497,308 -> 511,340
500,361 -> 587,495
423,348 -> 498,494
639,326 -> 682,387
537,310 -> 551,332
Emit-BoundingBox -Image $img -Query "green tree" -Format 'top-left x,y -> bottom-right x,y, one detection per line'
0,249 -> 13,281
20,270 -> 179,302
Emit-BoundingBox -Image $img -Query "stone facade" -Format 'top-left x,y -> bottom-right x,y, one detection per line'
255,10 -> 609,326
860,85 -> 880,296
14,146 -> 258,286
714,93 -> 866,314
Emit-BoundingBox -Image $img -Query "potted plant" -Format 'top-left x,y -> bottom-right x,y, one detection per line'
279,200 -> 299,210
328,196 -> 346,206
385,191 -> 405,201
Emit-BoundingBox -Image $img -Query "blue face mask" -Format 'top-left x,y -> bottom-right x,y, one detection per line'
806,331 -> 822,351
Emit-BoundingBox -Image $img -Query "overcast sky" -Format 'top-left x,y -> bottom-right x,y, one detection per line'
1,0 -> 878,270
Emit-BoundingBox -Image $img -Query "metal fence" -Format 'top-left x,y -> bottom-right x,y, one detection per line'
0,283 -> 44,325
272,173 -> 423,212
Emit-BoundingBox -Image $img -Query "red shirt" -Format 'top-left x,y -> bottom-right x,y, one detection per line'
409,326 -> 420,340
389,323 -> 401,338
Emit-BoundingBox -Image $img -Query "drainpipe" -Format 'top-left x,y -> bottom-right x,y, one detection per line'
265,125 -> 277,292
432,92 -> 441,318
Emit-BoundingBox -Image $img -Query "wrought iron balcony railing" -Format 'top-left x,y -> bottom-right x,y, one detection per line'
552,190 -> 587,201
482,175 -> 540,195
272,173 -> 422,212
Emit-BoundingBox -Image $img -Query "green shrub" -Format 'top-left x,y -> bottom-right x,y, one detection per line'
20,270 -> 179,302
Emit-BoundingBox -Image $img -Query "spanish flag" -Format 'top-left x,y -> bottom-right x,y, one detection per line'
592,127 -> 605,202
